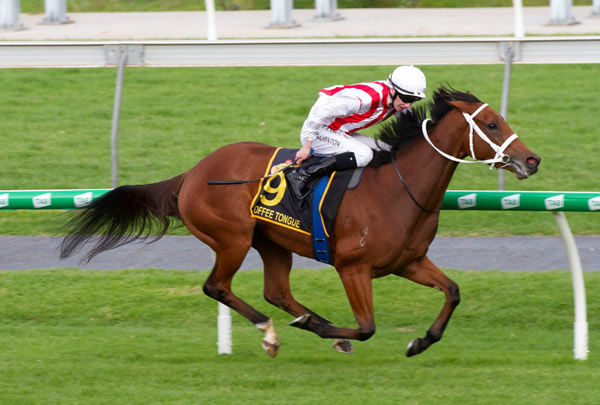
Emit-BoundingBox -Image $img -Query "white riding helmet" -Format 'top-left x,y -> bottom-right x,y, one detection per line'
388,65 -> 427,99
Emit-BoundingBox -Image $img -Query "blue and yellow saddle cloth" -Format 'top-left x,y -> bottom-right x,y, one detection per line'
250,148 -> 357,264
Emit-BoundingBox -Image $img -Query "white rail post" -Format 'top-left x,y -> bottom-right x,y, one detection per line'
42,0 -> 72,24
593,0 -> 600,16
111,47 -> 127,188
218,303 -> 232,354
0,0 -> 23,30
205,0 -> 217,40
554,212 -> 589,360
548,0 -> 578,25
498,42 -> 514,191
315,0 -> 342,20
268,0 -> 298,28
513,0 -> 524,37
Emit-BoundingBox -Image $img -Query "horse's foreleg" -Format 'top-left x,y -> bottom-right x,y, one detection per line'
290,265 -> 376,343
253,234 -> 354,354
396,256 -> 460,357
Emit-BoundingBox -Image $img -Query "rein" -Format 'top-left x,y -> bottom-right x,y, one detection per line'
390,156 -> 438,214
390,103 -> 518,214
421,103 -> 518,169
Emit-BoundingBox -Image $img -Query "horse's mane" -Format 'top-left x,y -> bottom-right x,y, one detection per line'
369,85 -> 481,167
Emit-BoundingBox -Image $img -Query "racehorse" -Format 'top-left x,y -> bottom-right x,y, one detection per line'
60,86 -> 540,358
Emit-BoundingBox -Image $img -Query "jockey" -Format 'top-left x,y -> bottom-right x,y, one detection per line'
287,65 -> 427,199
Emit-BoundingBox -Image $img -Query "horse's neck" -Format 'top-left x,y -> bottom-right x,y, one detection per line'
390,115 -> 466,210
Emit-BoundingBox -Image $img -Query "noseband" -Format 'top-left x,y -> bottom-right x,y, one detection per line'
421,103 -> 519,169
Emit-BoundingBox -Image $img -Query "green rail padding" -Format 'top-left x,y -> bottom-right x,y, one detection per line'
1,189 -> 600,212
0,189 -> 111,210
442,190 -> 600,212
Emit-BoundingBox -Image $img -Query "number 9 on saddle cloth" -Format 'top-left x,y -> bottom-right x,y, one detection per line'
250,148 -> 362,263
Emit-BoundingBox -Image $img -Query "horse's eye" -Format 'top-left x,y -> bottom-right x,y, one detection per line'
487,122 -> 498,130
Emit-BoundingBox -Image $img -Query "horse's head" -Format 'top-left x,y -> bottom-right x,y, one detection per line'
372,86 -> 541,178
448,100 -> 540,179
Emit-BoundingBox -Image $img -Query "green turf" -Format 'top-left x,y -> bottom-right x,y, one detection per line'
1,64 -> 599,235
0,268 -> 597,404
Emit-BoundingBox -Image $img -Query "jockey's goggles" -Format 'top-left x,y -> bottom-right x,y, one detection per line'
392,88 -> 421,104
396,93 -> 422,104
388,78 -> 424,104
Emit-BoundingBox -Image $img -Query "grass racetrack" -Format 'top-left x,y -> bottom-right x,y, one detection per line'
2,63 -> 599,403
0,268 -> 598,403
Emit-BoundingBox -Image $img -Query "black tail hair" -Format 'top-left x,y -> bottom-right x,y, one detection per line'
59,174 -> 184,262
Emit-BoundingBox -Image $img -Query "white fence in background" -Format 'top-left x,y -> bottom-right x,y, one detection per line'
1,37 -> 600,68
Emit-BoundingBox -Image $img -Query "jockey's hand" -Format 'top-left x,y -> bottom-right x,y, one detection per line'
295,144 -> 311,165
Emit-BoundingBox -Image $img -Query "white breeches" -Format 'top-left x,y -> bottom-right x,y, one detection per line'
302,128 -> 391,167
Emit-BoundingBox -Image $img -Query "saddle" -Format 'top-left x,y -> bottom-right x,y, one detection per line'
250,148 -> 363,263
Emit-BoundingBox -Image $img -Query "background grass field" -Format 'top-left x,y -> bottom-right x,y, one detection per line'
0,268 -> 598,404
1,64 -> 599,236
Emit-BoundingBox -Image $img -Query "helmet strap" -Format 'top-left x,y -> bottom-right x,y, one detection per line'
388,88 -> 398,107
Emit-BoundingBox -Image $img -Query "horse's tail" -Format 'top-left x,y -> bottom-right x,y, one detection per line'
59,174 -> 185,262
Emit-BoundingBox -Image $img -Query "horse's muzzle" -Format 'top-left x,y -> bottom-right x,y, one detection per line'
511,154 -> 541,179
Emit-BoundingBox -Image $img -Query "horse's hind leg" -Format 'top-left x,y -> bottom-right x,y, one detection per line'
253,234 -> 354,354
202,240 -> 281,357
396,256 -> 460,357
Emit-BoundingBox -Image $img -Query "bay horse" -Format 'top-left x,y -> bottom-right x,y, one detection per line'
60,87 -> 540,357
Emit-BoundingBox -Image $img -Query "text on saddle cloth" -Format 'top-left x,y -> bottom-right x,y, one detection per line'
249,148 -> 357,238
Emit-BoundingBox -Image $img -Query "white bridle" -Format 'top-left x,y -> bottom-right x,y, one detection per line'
421,103 -> 519,169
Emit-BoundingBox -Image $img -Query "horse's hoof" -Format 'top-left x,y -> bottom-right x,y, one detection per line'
262,340 -> 280,358
289,314 -> 311,329
406,338 -> 422,357
333,339 -> 354,354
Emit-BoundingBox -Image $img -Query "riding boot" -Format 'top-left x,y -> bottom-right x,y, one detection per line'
286,168 -> 311,200
287,152 -> 358,199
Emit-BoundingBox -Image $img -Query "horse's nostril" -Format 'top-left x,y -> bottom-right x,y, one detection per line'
526,156 -> 540,168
